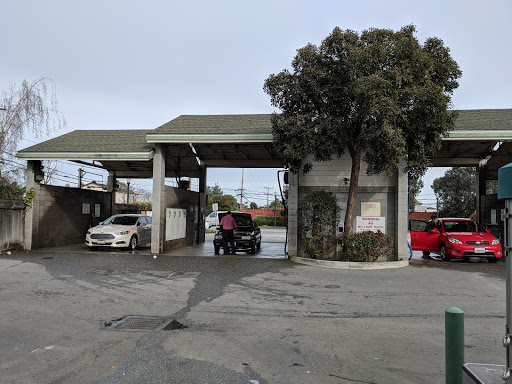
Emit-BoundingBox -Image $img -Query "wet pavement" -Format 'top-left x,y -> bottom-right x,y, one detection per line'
36,228 -> 289,260
0,229 -> 508,384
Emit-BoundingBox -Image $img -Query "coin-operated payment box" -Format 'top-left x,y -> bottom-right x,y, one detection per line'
462,163 -> 512,383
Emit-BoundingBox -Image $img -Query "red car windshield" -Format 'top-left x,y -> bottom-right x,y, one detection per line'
442,220 -> 486,233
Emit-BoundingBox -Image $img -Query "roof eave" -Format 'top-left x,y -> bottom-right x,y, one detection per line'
16,150 -> 155,161
146,133 -> 273,143
442,130 -> 512,141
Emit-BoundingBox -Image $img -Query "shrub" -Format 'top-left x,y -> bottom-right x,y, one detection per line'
298,190 -> 341,259
255,215 -> 287,227
338,231 -> 394,262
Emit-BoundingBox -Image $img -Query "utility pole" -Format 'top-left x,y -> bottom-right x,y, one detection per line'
274,194 -> 277,227
239,168 -> 244,211
264,186 -> 274,208
78,168 -> 83,188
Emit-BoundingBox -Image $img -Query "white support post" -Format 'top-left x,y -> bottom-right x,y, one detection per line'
151,144 -> 166,254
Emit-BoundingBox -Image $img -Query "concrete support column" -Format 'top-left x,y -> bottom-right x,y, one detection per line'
395,159 -> 409,261
287,171 -> 299,258
198,164 -> 207,244
24,160 -> 42,250
151,144 -> 166,254
107,171 -> 116,216
477,160 -> 487,223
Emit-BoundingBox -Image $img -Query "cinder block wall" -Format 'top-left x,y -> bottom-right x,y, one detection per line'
33,185 -> 112,248
162,186 -> 200,251
0,199 -> 24,251
297,155 -> 400,261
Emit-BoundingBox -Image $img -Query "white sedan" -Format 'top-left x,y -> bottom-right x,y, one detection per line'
86,214 -> 152,251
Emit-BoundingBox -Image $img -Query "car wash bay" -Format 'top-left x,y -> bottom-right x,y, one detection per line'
17,115 -> 288,256
16,110 -> 512,258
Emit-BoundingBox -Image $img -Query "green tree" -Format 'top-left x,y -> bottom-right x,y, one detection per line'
206,194 -> 238,214
269,198 -> 283,210
207,183 -> 223,196
432,167 -> 476,217
264,25 -> 461,234
409,176 -> 424,213
249,202 -> 258,209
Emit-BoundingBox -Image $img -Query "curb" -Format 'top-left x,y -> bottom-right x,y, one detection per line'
289,256 -> 409,270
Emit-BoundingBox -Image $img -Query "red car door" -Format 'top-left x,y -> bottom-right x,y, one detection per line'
409,219 -> 441,252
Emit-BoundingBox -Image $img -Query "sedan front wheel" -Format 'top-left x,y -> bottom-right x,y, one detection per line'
127,235 -> 138,251
440,244 -> 451,262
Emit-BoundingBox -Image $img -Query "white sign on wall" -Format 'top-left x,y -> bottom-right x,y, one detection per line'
165,208 -> 187,241
361,202 -> 381,217
356,216 -> 386,233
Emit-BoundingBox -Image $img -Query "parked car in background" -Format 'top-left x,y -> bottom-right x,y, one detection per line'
409,217 -> 502,262
205,211 -> 222,229
86,214 -> 152,251
213,211 -> 261,254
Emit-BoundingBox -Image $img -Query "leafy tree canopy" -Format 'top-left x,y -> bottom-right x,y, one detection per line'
264,25 -> 461,233
249,202 -> 258,209
206,194 -> 238,214
207,183 -> 223,197
432,167 -> 476,218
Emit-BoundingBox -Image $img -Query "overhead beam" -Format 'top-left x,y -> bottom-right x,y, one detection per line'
430,157 -> 483,167
204,159 -> 284,168
68,160 -> 107,170
112,171 -> 155,178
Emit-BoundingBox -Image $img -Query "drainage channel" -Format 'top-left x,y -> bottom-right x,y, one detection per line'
103,315 -> 187,332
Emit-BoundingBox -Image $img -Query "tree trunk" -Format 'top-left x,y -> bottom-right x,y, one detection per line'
344,147 -> 362,235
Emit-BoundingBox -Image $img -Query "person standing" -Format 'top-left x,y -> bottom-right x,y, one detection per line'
220,211 -> 238,255
422,215 -> 440,259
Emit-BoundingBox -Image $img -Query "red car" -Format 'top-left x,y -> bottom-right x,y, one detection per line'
409,218 -> 503,262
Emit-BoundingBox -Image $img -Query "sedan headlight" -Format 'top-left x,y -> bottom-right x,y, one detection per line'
492,238 -> 500,245
115,230 -> 131,236
86,230 -> 91,235
448,237 -> 463,245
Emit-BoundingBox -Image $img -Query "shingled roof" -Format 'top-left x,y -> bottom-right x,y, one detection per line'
446,109 -> 512,140
146,114 -> 274,143
15,109 -> 512,161
454,109 -> 512,131
17,130 -> 154,160
151,114 -> 273,135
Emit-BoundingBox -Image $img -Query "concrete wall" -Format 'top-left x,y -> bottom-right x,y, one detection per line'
0,199 -> 24,251
151,146 -> 206,254
26,184 -> 112,249
162,186 -> 200,251
293,154 -> 408,261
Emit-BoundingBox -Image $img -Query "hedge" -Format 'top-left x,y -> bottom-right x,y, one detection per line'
255,215 -> 288,227
338,231 -> 394,262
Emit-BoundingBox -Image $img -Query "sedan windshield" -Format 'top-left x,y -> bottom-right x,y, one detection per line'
442,220 -> 486,233
103,216 -> 138,225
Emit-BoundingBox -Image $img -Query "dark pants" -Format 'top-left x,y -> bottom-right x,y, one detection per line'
222,229 -> 236,254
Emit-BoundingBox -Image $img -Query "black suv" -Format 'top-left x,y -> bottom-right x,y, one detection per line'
213,212 -> 262,254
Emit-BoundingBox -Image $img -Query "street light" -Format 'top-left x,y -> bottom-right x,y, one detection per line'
126,178 -> 131,204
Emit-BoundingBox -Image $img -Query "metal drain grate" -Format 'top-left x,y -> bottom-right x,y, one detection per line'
103,316 -> 184,332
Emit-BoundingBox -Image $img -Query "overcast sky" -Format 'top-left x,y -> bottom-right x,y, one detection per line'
2,0 -> 511,207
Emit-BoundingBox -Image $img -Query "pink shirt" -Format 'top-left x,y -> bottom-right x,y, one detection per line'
219,215 -> 237,230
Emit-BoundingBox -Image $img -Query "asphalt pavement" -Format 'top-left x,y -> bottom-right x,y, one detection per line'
0,229 -> 508,383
